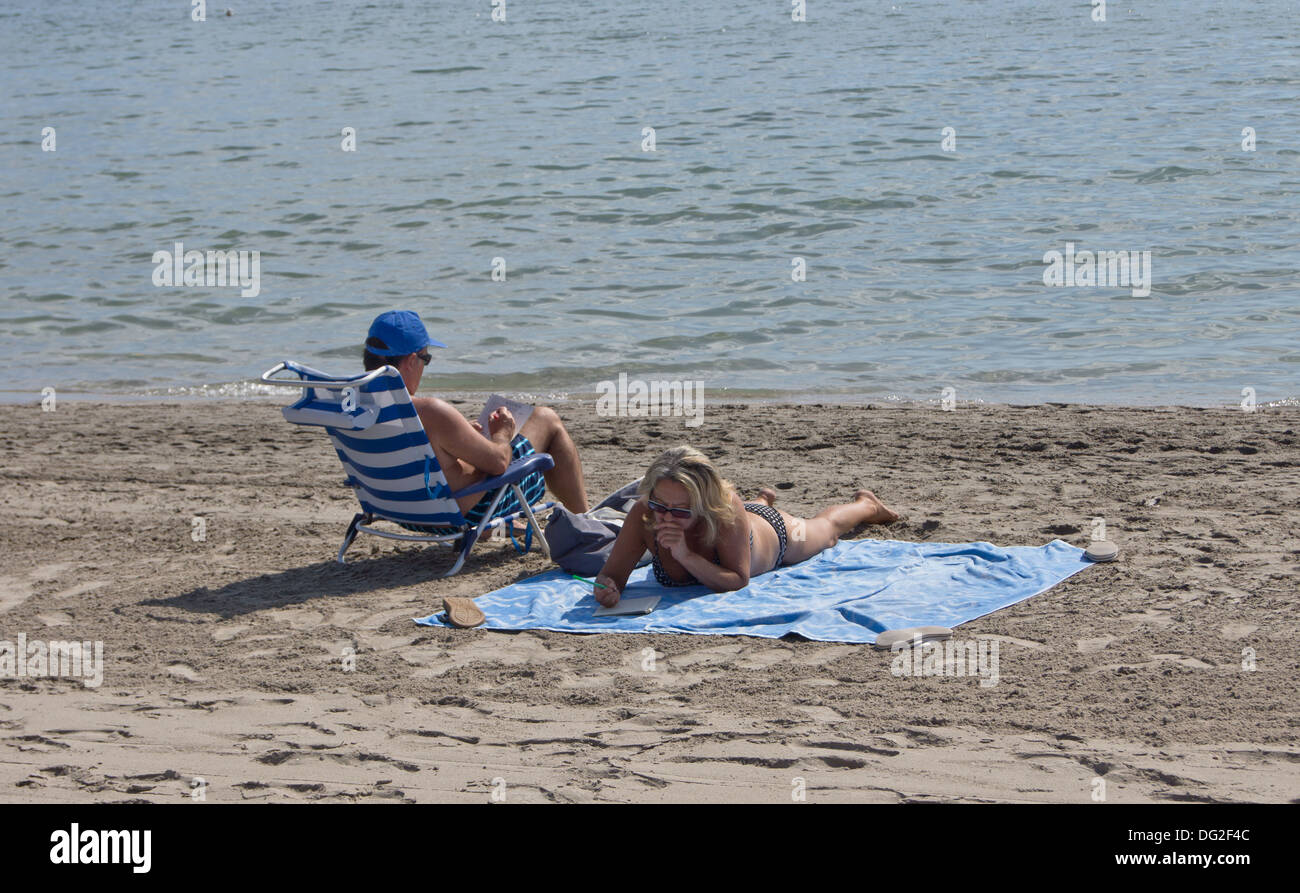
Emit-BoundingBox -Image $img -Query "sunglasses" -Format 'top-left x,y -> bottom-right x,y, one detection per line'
416,351 -> 432,366
647,498 -> 692,519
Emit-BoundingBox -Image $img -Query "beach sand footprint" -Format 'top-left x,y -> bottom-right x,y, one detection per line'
1076,635 -> 1117,654
788,645 -> 860,666
165,664 -> 204,682
794,704 -> 849,723
231,634 -> 293,660
211,624 -> 252,642
410,631 -> 576,679
36,611 -> 74,627
1120,607 -> 1175,629
1095,653 -> 1216,673
977,635 -> 1047,650
28,563 -> 77,583
53,580 -> 111,600
0,576 -> 34,613
261,609 -> 325,631
570,642 -> 770,691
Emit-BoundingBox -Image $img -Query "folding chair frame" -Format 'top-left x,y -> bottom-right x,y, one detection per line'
262,362 -> 554,576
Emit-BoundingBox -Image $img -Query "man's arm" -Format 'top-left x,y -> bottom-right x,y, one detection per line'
412,397 -> 513,477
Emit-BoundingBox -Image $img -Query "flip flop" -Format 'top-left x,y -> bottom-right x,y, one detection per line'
443,597 -> 486,629
873,626 -> 953,650
1084,540 -> 1120,562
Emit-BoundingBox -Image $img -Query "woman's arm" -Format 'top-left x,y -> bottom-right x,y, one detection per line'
656,494 -> 751,593
593,501 -> 651,607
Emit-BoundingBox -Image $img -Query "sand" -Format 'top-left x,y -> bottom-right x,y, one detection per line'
0,399 -> 1296,803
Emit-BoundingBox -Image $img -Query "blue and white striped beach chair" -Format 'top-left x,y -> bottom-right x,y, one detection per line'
261,361 -> 554,576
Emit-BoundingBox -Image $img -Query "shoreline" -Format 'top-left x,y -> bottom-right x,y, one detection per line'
3,387 -> 1297,412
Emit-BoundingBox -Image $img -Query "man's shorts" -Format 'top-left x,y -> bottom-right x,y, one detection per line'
462,434 -> 547,526
395,434 -> 547,535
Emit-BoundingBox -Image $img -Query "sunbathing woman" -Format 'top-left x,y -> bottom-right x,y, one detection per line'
593,445 -> 899,607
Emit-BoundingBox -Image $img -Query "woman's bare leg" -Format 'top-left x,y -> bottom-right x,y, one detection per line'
780,489 -> 899,565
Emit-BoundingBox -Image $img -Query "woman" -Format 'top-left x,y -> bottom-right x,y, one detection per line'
593,445 -> 899,607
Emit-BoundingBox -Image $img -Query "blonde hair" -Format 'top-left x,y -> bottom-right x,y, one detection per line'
638,446 -> 737,548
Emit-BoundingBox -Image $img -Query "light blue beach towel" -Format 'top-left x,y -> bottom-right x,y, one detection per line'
415,538 -> 1095,643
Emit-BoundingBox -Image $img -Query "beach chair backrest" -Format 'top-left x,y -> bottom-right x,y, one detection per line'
277,362 -> 464,527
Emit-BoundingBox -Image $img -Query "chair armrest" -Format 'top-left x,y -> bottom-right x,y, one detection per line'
261,361 -> 394,389
449,452 -> 556,499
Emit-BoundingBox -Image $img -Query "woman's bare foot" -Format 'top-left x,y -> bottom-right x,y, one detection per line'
854,489 -> 900,524
755,487 -> 776,507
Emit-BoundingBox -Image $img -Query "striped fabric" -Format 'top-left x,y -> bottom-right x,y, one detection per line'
281,363 -> 465,527
463,434 -> 547,526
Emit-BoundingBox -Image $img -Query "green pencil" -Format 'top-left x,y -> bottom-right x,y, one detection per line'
571,574 -> 612,590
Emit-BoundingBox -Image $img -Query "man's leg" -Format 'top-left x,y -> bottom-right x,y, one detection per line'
520,406 -> 589,512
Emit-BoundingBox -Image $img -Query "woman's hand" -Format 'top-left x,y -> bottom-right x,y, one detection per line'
594,574 -> 621,608
655,523 -> 693,563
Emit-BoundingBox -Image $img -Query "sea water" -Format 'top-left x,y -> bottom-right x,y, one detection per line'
1,0 -> 1297,407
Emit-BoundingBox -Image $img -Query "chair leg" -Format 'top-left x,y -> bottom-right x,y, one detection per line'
443,528 -> 478,577
513,484 -> 551,560
337,513 -> 366,564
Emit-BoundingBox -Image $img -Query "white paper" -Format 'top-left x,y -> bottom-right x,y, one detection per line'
593,596 -> 661,617
476,394 -> 534,442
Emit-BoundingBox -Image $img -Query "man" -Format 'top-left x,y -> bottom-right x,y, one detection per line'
362,310 -> 589,525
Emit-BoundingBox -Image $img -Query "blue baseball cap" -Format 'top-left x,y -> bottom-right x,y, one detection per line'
366,310 -> 446,356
